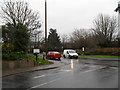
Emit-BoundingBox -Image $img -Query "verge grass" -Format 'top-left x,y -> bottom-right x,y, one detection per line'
79,55 -> 119,59
27,54 -> 50,65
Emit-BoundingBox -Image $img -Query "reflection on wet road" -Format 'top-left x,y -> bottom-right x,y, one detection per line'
2,58 -> 118,88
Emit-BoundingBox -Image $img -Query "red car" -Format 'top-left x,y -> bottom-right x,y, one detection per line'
47,51 -> 61,60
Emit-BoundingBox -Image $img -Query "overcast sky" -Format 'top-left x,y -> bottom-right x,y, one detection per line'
1,0 -> 120,35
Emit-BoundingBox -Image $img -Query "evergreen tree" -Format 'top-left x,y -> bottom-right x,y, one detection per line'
2,23 -> 30,53
13,23 -> 30,52
47,28 -> 61,51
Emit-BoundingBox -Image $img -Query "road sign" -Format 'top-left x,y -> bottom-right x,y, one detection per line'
33,49 -> 40,54
82,47 -> 85,51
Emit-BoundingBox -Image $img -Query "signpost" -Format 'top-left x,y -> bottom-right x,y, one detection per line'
33,49 -> 40,54
82,47 -> 85,52
33,49 -> 40,61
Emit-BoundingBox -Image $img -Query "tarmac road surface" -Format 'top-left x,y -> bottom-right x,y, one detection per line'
2,58 -> 119,89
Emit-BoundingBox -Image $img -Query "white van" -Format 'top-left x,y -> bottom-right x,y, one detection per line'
63,49 -> 78,59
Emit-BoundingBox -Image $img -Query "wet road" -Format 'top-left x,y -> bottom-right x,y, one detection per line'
2,58 -> 119,89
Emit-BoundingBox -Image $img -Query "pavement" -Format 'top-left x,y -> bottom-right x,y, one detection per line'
2,60 -> 67,77
2,57 -> 119,77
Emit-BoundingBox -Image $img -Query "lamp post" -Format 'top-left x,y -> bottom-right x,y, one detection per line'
44,0 -> 47,58
115,1 -> 120,37
45,0 -> 47,42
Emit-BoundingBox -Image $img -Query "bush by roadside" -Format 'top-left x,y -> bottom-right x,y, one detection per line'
79,55 -> 119,59
27,54 -> 51,66
2,53 -> 51,66
79,48 -> 120,56
2,51 -> 27,60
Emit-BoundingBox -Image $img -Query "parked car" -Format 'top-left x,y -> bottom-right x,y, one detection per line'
63,49 -> 78,59
47,51 -> 62,60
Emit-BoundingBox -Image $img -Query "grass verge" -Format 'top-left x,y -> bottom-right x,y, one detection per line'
27,54 -> 51,66
79,55 -> 120,59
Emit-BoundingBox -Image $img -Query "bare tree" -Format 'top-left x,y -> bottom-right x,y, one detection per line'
0,0 -> 41,33
61,34 -> 69,49
28,30 -> 44,52
33,30 -> 44,48
92,14 -> 117,47
61,34 -> 68,43
0,0 -> 42,53
70,28 -> 93,49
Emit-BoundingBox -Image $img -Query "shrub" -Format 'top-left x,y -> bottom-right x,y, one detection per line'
84,48 -> 120,56
37,59 -> 50,65
26,54 -> 50,65
2,51 -> 27,60
2,43 -> 14,54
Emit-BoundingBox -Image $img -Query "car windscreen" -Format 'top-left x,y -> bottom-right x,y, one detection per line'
48,52 -> 59,54
69,50 -> 76,53
53,52 -> 59,54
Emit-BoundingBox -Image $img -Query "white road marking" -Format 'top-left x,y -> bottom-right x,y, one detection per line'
27,78 -> 61,89
29,83 -> 47,89
80,66 -> 106,74
28,65 -> 111,89
32,65 -> 105,79
47,70 -> 71,76
33,75 -> 46,79
48,78 -> 61,83
110,67 -> 118,70
80,69 -> 99,74
32,70 -> 71,79
60,69 -> 71,72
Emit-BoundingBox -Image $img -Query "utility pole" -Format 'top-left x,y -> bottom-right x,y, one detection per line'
45,0 -> 47,42
44,0 -> 47,58
115,1 -> 120,40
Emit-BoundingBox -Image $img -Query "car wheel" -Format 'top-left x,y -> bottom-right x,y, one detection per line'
76,57 -> 78,59
69,55 -> 72,59
63,55 -> 66,58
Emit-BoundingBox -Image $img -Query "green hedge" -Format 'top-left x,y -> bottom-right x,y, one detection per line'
2,53 -> 50,66
77,48 -> 120,56
2,51 -> 27,60
84,48 -> 120,56
27,54 -> 50,65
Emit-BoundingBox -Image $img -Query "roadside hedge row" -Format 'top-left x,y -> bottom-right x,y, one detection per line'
78,48 -> 120,56
2,51 -> 27,60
